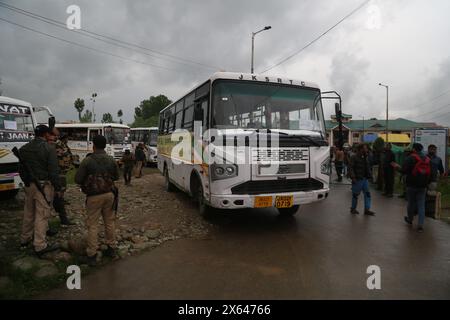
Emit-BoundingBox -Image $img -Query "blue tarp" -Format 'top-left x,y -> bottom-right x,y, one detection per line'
363,133 -> 378,143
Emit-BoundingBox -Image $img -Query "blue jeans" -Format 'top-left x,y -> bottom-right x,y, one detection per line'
406,187 -> 426,227
351,178 -> 371,210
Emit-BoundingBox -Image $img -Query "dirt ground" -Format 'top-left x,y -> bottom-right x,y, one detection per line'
0,166 -> 212,298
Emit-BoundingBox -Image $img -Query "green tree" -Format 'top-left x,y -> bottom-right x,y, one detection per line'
373,137 -> 385,154
132,94 -> 171,127
102,113 -> 114,123
74,98 -> 85,121
80,110 -> 92,123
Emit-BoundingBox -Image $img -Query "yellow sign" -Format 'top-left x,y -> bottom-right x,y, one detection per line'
275,195 -> 294,208
254,196 -> 273,208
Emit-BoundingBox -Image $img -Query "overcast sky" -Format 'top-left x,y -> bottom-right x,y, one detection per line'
0,0 -> 449,125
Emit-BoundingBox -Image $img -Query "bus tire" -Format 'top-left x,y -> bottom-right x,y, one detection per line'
192,175 -> 211,217
278,205 -> 299,217
164,166 -> 175,192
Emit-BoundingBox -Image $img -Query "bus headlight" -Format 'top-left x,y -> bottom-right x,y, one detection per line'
211,164 -> 238,180
320,157 -> 331,176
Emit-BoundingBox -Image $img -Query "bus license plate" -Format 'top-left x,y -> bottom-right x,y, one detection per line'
0,184 -> 15,191
275,195 -> 294,208
254,196 -> 273,208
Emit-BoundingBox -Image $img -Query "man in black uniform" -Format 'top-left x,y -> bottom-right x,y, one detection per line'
19,125 -> 61,257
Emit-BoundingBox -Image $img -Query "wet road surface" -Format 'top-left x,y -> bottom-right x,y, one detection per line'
41,182 -> 450,299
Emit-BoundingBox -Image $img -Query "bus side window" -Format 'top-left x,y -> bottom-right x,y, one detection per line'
183,105 -> 194,130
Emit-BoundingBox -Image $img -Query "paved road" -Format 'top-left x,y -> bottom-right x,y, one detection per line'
41,182 -> 450,299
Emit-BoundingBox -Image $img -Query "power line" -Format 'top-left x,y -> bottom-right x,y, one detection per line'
420,104 -> 450,122
259,0 -> 371,74
412,101 -> 450,120
413,88 -> 450,109
0,17 -> 183,72
0,1 -> 221,71
408,88 -> 450,120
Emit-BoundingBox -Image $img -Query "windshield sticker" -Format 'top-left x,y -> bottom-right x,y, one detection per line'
4,120 -> 17,131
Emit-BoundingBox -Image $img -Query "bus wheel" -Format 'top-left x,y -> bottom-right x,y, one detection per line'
278,205 -> 299,217
164,167 -> 175,192
194,179 -> 211,217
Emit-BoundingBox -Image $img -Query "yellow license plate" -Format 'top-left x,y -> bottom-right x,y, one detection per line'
0,184 -> 15,191
254,196 -> 273,208
275,195 -> 294,208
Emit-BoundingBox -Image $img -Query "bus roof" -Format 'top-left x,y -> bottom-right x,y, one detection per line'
55,123 -> 130,129
159,72 -> 320,114
0,95 -> 32,108
130,127 -> 158,131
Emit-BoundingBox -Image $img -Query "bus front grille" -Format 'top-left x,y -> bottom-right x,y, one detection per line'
231,178 -> 324,195
252,148 -> 309,162
0,163 -> 19,175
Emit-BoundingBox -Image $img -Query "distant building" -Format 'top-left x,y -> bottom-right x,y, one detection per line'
325,114 -> 445,147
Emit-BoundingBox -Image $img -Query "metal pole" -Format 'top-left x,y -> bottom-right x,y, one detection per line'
251,33 -> 255,74
250,26 -> 271,74
379,83 -> 389,143
386,86 -> 389,143
362,116 -> 365,143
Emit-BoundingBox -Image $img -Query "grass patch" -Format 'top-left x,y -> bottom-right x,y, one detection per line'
0,252 -> 97,299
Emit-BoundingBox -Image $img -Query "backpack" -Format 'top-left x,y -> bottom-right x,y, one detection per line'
81,158 -> 114,196
411,153 -> 431,178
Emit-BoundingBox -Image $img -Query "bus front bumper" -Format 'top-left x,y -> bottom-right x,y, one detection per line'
0,173 -> 23,192
208,188 -> 330,209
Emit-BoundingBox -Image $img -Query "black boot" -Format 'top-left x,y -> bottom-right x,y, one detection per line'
79,254 -> 97,267
35,243 -> 60,258
103,246 -> 118,259
46,228 -> 58,237
59,214 -> 75,226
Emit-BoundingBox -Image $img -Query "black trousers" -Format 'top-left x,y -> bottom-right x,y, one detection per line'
53,193 -> 67,220
124,167 -> 132,184
335,161 -> 344,179
384,168 -> 395,195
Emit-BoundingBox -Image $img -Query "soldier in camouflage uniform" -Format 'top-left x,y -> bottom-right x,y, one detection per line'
52,129 -> 75,225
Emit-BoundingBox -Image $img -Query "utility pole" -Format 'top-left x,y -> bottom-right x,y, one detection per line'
251,26 -> 271,73
91,92 -> 97,123
379,83 -> 389,142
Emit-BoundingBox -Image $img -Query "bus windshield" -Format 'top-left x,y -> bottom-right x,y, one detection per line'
104,127 -> 129,144
0,113 -> 34,132
211,80 -> 325,135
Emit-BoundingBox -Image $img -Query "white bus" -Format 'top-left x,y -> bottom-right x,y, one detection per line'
130,127 -> 158,164
55,123 -> 131,163
0,96 -> 36,198
158,72 -> 330,216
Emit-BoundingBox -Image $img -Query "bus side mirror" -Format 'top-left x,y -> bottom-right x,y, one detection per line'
48,116 -> 56,130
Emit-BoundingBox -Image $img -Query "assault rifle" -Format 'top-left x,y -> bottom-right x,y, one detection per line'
12,146 -> 51,205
